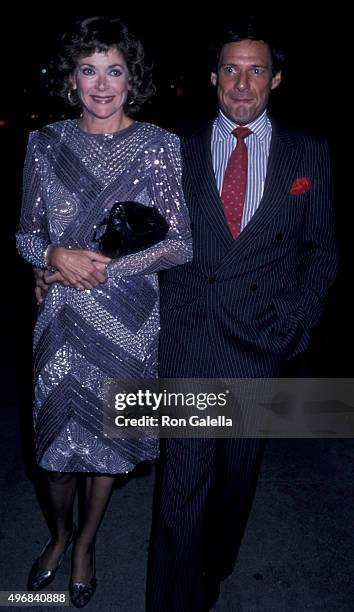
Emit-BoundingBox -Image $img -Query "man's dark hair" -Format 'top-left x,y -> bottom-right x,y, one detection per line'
211,16 -> 285,76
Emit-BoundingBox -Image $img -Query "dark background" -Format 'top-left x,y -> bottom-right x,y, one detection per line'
0,8 -> 352,609
0,6 -> 349,383
0,7 -> 345,135
0,8 -> 354,611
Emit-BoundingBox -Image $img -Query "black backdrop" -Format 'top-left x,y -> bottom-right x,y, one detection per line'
0,6 -> 349,378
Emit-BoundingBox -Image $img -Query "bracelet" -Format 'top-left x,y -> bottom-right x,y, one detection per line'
44,245 -> 52,267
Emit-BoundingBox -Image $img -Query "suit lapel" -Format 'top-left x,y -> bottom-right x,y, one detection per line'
246,121 -> 301,233
186,121 -> 303,272
213,122 -> 303,272
186,126 -> 234,249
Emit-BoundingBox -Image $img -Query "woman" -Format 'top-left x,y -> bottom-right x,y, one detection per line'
16,16 -> 192,608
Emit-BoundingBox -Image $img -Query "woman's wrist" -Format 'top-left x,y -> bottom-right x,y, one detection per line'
43,245 -> 59,272
44,245 -> 53,266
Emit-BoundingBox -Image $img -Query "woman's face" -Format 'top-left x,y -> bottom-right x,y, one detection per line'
71,47 -> 131,128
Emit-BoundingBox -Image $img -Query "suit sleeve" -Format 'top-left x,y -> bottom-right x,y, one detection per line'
274,139 -> 338,360
298,140 -> 338,323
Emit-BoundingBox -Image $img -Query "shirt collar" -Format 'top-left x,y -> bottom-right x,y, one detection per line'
214,109 -> 271,141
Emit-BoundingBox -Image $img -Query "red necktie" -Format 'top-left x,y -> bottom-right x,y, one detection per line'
221,126 -> 252,238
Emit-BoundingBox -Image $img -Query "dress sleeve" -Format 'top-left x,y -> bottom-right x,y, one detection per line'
16,131 -> 50,268
107,132 -> 192,277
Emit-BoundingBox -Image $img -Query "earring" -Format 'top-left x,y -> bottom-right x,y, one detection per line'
67,89 -> 76,105
126,91 -> 135,106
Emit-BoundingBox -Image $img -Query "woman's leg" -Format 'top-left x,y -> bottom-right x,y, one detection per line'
38,471 -> 77,569
71,474 -> 116,582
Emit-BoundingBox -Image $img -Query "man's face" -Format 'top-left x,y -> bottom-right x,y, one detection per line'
211,39 -> 281,125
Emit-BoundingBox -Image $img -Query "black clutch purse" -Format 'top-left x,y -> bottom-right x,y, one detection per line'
93,201 -> 169,258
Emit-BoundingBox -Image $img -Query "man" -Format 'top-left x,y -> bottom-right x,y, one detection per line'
146,19 -> 337,612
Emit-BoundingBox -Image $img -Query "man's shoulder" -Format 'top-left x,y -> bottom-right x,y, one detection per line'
271,119 -> 328,149
177,122 -> 213,154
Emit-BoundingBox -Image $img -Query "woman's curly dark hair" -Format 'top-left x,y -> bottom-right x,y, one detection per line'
50,16 -> 155,115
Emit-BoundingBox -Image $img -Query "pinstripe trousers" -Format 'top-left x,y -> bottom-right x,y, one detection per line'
146,436 -> 265,612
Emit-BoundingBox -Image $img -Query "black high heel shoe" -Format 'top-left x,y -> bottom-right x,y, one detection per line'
69,546 -> 96,608
27,523 -> 76,591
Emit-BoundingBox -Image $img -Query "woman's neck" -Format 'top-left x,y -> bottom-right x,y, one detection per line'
78,113 -> 134,134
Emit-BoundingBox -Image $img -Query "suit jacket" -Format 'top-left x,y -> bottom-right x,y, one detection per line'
158,120 -> 338,377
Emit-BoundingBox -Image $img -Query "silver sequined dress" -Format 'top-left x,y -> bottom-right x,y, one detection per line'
16,119 -> 192,473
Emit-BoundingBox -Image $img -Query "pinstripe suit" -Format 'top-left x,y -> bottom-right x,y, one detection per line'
146,119 -> 338,611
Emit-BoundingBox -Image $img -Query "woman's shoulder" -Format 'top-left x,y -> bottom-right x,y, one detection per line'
137,121 -> 180,146
29,119 -> 76,144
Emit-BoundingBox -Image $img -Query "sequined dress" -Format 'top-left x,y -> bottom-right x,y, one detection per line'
16,119 -> 192,473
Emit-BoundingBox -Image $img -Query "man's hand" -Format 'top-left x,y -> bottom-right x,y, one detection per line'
33,268 -> 48,305
34,268 -> 68,305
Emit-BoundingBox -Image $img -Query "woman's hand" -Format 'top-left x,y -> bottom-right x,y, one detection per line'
48,246 -> 111,290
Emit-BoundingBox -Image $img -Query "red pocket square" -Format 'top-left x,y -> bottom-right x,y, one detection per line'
290,177 -> 311,195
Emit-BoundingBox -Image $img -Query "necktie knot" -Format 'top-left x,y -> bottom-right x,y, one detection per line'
232,126 -> 252,140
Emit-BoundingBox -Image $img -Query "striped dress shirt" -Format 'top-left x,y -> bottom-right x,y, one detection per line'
211,109 -> 272,231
